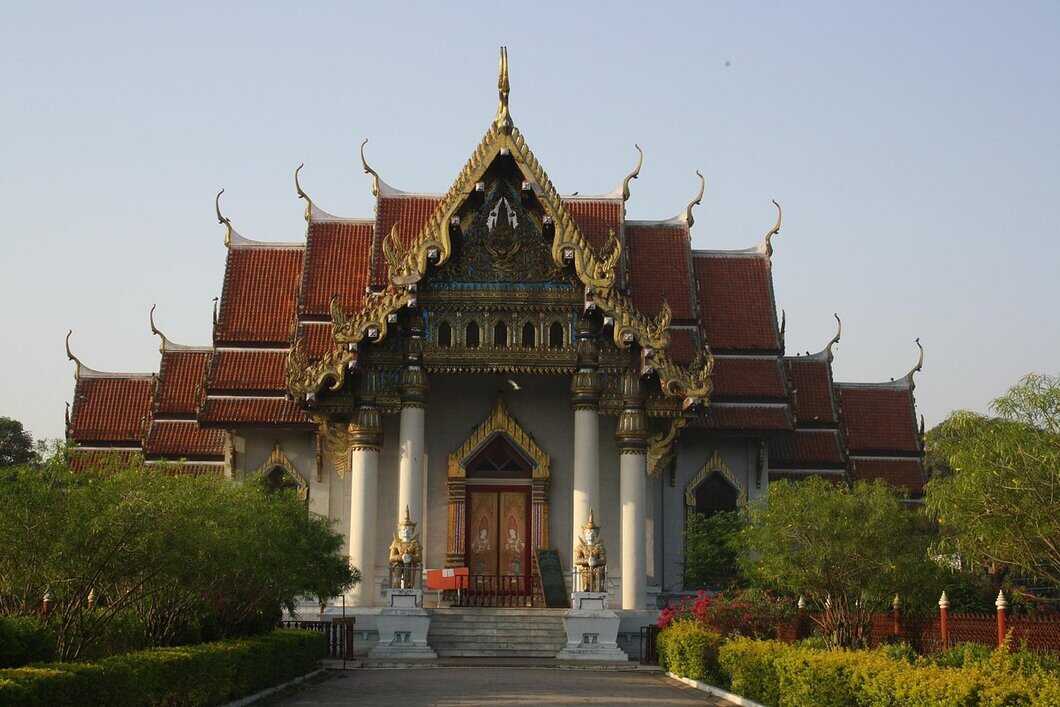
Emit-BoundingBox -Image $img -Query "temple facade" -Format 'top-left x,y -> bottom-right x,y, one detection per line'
65,50 -> 926,613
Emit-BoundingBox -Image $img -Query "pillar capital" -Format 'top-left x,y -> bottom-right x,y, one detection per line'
400,307 -> 428,406
348,403 -> 382,450
570,368 -> 601,409
615,368 -> 648,453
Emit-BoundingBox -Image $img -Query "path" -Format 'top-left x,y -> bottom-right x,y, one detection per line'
268,666 -> 735,706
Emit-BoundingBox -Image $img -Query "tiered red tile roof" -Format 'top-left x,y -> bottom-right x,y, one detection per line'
67,117 -> 926,495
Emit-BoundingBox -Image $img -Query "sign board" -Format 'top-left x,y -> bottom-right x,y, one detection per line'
535,549 -> 568,608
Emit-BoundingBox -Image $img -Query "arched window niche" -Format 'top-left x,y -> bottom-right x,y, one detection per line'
521,322 -> 536,348
466,321 -> 481,348
437,321 -> 452,348
493,321 -> 508,348
548,321 -> 564,349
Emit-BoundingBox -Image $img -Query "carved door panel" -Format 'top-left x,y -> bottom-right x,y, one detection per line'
467,490 -> 499,576
466,487 -> 529,578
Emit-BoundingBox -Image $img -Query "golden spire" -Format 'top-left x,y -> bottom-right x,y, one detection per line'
400,505 -> 416,528
494,46 -> 512,132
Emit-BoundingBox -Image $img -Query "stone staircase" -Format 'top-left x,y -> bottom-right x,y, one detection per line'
427,608 -> 568,658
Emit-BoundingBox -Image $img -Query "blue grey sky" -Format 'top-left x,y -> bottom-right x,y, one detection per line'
2,2 -> 1058,442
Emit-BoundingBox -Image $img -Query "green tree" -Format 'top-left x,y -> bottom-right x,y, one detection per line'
739,477 -> 935,648
683,510 -> 745,589
0,459 -> 357,659
0,418 -> 35,467
924,373 -> 1060,602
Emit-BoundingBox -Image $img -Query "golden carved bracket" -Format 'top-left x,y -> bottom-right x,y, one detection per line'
647,416 -> 688,476
447,397 -> 550,481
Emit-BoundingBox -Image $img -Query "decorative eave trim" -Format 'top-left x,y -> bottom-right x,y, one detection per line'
149,305 -> 211,353
769,468 -> 846,476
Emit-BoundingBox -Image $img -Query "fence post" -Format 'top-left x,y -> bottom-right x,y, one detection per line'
938,591 -> 950,649
995,590 -> 1008,649
796,595 -> 807,640
892,594 -> 902,638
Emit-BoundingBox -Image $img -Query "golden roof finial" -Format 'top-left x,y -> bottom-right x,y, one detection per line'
215,189 -> 233,248
682,171 -> 705,228
149,304 -> 169,352
906,337 -> 924,381
359,139 -> 382,198
65,330 -> 84,379
294,163 -> 312,223
620,144 -> 644,202
825,313 -> 842,359
761,199 -> 782,258
494,46 -> 512,131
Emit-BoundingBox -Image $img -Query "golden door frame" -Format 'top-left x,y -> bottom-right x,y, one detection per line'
446,397 -> 550,567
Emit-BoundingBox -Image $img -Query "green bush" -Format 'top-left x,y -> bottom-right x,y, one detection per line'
717,638 -> 787,706
656,619 -> 724,684
0,628 -> 325,706
0,616 -> 54,668
715,638 -> 1060,707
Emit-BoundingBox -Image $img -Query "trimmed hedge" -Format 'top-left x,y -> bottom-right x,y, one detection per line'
656,619 -> 724,684
714,637 -> 1060,707
0,629 -> 326,706
0,616 -> 54,668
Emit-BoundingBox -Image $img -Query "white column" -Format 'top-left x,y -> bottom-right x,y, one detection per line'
348,444 -> 379,607
572,407 -> 600,563
620,450 -> 647,610
397,404 -> 426,525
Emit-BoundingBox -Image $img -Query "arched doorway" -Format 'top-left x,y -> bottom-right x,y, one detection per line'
446,398 -> 550,605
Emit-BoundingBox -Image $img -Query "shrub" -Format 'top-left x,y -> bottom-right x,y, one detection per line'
716,638 -> 1060,707
705,588 -> 794,639
0,617 -> 54,668
0,628 -> 325,706
656,619 -> 724,684
717,638 -> 787,706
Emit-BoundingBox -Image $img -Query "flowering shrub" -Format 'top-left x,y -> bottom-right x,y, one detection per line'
657,588 -> 793,639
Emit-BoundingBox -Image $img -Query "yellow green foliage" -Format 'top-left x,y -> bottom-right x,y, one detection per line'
656,619 -> 724,684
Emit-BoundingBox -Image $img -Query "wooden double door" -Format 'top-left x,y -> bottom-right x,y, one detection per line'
466,485 -> 531,580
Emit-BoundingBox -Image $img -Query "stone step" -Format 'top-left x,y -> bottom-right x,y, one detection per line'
432,649 -> 563,658
429,620 -> 563,630
428,628 -> 565,638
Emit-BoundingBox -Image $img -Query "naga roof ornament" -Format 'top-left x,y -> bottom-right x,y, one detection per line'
215,189 -> 234,248
148,304 -> 170,351
617,144 -> 643,202
65,330 -> 85,379
294,164 -> 312,222
359,139 -> 388,198
905,338 -> 924,382
825,313 -> 842,360
682,171 -> 705,228
759,199 -> 783,258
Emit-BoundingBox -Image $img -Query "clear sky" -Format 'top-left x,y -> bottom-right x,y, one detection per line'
2,2 -> 1058,442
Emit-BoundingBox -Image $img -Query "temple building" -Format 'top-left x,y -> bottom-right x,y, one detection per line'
65,49 -> 926,615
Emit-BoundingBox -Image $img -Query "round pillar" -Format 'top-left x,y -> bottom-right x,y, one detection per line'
571,316 -> 601,571
616,367 -> 648,610
397,312 -> 427,527
347,402 -> 382,607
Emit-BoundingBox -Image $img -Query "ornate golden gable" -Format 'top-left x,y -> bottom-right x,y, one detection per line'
447,397 -> 549,481
287,48 -> 714,411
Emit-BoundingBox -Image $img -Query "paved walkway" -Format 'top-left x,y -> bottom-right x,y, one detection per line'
268,667 -> 734,706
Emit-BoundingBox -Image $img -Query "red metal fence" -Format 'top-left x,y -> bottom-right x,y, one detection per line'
452,574 -> 543,607
781,600 -> 1060,654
